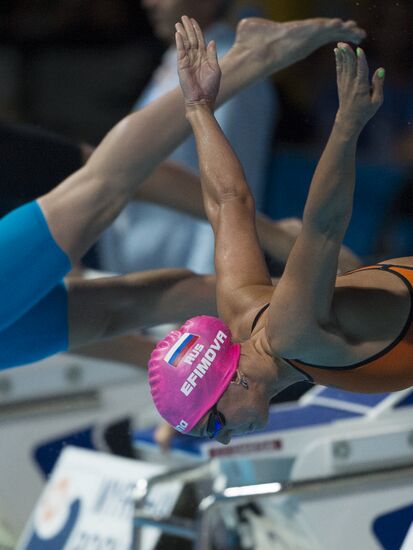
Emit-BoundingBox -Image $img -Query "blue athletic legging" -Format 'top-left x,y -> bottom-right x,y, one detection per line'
0,201 -> 71,369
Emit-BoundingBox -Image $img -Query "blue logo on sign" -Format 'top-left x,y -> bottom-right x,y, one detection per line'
373,503 -> 413,550
22,478 -> 81,550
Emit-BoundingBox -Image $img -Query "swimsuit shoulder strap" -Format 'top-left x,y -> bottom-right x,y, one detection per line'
251,303 -> 270,334
340,264 -> 383,277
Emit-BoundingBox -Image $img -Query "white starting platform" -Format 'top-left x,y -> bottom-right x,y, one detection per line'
133,386 -> 413,549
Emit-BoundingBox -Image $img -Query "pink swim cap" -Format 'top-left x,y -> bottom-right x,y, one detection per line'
148,316 -> 241,434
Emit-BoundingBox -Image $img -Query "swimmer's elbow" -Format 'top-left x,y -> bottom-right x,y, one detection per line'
204,191 -> 254,231
303,205 -> 351,240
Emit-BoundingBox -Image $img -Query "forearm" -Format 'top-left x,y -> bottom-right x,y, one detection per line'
135,161 -> 206,219
258,212 -> 360,271
186,104 -> 254,227
303,121 -> 359,237
74,334 -> 156,368
67,269 -> 217,348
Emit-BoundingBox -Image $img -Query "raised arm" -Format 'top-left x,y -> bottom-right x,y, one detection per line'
298,47 -> 384,243
176,17 -> 273,334
267,45 -> 384,359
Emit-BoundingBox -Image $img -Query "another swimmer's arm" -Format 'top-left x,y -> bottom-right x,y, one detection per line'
73,334 -> 157,369
135,161 -> 205,218
67,270 -> 217,349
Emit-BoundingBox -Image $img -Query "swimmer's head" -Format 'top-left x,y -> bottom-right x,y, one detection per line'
188,340 -> 277,444
148,317 -> 275,443
148,315 -> 241,434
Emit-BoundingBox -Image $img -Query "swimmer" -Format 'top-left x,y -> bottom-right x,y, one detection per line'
149,19 -> 406,447
0,15 -> 365,368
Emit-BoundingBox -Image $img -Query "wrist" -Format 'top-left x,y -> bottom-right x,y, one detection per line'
334,113 -> 362,140
185,100 -> 214,115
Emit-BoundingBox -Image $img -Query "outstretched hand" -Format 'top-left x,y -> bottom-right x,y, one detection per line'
176,15 -> 221,107
335,43 -> 385,133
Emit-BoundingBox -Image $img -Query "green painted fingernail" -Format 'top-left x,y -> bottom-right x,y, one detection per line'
356,47 -> 362,57
378,68 -> 385,78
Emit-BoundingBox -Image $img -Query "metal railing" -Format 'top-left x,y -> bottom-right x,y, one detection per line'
133,460 -> 413,550
133,462 -> 212,548
0,390 -> 100,421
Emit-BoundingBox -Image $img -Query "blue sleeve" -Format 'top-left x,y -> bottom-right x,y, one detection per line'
0,200 -> 71,331
0,282 -> 68,369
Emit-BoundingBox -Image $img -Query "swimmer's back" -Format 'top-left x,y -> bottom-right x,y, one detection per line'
285,260 -> 413,392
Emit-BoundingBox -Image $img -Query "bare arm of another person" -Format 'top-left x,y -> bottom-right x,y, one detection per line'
267,45 -> 384,362
67,269 -> 217,350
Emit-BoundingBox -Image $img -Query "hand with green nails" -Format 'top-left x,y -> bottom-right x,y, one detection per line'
334,42 -> 385,135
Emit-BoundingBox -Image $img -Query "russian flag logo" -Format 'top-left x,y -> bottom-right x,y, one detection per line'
165,333 -> 199,367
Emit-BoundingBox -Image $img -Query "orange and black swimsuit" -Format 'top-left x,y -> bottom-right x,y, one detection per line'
251,264 -> 413,394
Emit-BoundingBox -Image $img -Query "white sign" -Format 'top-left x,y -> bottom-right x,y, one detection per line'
17,447 -> 181,550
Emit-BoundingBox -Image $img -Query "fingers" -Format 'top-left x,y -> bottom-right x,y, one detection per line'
334,46 -> 343,78
334,46 -> 344,96
355,46 -> 369,88
175,31 -> 186,58
191,18 -> 206,50
207,40 -> 218,65
338,42 -> 357,81
176,16 -> 205,54
372,67 -> 385,105
335,38 -> 384,115
181,15 -> 198,49
175,21 -> 189,51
